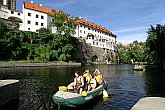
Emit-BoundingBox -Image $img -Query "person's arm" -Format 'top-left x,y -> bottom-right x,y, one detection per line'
81,77 -> 84,87
74,78 -> 76,85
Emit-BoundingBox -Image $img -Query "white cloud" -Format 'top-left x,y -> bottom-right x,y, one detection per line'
117,33 -> 147,45
113,26 -> 147,34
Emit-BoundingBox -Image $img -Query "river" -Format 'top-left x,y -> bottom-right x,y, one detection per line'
0,64 -> 165,110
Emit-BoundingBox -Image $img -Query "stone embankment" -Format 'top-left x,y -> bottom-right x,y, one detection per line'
131,97 -> 165,110
0,80 -> 19,106
0,61 -> 81,68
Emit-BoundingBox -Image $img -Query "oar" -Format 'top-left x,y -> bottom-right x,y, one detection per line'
81,91 -> 87,96
103,89 -> 109,98
58,86 -> 67,91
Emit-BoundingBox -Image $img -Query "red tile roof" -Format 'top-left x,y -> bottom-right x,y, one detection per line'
76,17 -> 116,37
24,1 -> 52,13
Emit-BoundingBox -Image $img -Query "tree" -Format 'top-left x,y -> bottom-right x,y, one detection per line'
117,43 -> 131,64
146,24 -> 165,69
38,28 -> 52,44
0,30 -> 23,60
0,19 -> 8,36
49,10 -> 79,61
128,41 -> 148,62
50,10 -> 77,36
117,41 -> 148,64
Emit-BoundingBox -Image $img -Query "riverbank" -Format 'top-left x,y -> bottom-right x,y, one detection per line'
131,97 -> 165,110
0,61 -> 81,68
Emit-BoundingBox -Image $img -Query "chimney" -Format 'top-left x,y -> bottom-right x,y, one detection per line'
31,1 -> 33,3
3,0 -> 7,6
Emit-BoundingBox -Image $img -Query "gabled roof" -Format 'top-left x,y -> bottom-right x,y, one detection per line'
24,1 -> 52,14
76,17 -> 116,37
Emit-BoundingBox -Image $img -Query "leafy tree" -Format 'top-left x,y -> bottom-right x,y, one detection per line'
33,44 -> 50,62
0,30 -> 34,60
117,43 -> 131,64
38,28 -> 52,44
117,41 -> 147,64
146,24 -> 165,69
50,10 -> 77,36
0,20 -> 8,37
128,41 -> 148,62
50,10 -> 79,61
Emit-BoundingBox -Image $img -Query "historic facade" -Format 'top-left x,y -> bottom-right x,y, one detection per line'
0,1 -> 118,63
75,17 -> 116,50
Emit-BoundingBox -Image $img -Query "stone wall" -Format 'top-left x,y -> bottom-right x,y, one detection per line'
75,39 -> 119,64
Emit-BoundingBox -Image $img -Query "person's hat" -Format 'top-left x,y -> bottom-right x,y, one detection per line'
95,69 -> 100,73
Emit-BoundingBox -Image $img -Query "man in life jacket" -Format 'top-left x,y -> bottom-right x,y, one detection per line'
83,69 -> 92,91
87,74 -> 97,91
93,69 -> 102,85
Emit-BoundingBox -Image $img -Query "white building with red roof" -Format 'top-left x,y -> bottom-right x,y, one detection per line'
0,1 -> 117,50
21,1 -> 53,32
75,17 -> 116,50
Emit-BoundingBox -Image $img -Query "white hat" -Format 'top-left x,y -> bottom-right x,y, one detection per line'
95,69 -> 100,73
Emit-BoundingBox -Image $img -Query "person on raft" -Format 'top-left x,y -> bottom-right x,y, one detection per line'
93,69 -> 103,85
74,71 -> 84,94
83,69 -> 92,91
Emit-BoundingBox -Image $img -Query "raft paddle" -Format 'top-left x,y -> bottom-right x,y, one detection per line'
103,89 -> 109,98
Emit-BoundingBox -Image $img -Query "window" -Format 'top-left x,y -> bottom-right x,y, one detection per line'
18,13 -> 20,15
36,14 -> 39,18
35,22 -> 38,25
88,27 -> 90,30
11,11 -> 14,14
80,30 -> 82,33
28,13 -> 31,16
28,28 -> 30,30
41,23 -> 44,26
84,31 -> 86,34
41,15 -> 44,19
27,20 -> 31,24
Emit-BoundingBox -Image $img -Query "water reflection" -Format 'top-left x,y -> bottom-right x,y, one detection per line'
144,66 -> 165,97
0,65 -> 165,110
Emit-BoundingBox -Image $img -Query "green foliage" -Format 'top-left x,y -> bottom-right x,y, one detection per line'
50,10 -> 77,36
58,54 -> 71,62
0,20 -> 8,36
117,41 -> 147,64
34,44 -> 50,62
128,41 -> 148,62
0,11 -> 80,62
0,29 -> 23,60
38,28 -> 52,44
146,24 -> 165,68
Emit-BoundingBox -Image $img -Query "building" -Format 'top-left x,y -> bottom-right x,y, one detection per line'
8,0 -> 16,10
21,1 -> 53,32
0,0 -> 16,10
75,17 -> 116,50
0,1 -> 117,51
0,0 -> 22,29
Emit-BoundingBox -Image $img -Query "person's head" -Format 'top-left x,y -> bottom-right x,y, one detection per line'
94,69 -> 100,74
85,69 -> 90,74
75,71 -> 82,77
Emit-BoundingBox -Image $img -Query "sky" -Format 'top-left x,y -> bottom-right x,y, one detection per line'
16,0 -> 165,44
